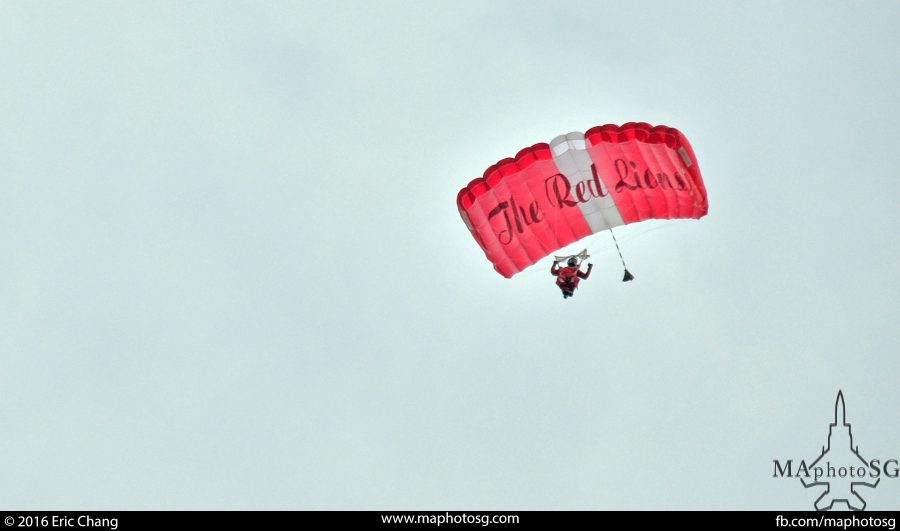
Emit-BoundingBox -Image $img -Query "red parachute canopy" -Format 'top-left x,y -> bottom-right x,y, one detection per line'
457,122 -> 708,278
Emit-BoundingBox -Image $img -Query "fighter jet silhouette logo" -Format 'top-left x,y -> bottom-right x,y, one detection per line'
801,391 -> 880,510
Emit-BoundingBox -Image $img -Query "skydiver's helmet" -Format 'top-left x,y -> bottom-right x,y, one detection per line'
567,257 -> 578,267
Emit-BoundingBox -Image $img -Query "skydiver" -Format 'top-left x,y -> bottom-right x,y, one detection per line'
551,257 -> 593,299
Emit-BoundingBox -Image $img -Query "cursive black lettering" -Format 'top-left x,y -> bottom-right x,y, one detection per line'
588,164 -> 608,197
656,172 -> 672,189
488,196 -> 544,245
488,201 -> 513,244
614,158 -> 639,193
643,168 -> 658,189
544,173 -> 578,208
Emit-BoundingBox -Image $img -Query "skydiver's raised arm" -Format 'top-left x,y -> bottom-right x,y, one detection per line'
577,263 -> 594,279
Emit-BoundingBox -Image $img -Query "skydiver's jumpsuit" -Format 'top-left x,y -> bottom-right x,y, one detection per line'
551,262 -> 592,298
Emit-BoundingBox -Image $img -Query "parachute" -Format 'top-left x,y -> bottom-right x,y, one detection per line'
457,122 -> 708,278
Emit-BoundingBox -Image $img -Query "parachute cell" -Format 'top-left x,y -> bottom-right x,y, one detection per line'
457,122 -> 708,278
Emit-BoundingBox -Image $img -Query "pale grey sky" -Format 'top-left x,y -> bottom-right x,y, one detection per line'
1,1 -> 898,510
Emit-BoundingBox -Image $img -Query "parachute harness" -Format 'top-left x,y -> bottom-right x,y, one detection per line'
553,231 -> 635,283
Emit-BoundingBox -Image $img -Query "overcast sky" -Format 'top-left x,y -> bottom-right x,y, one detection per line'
1,1 -> 898,510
